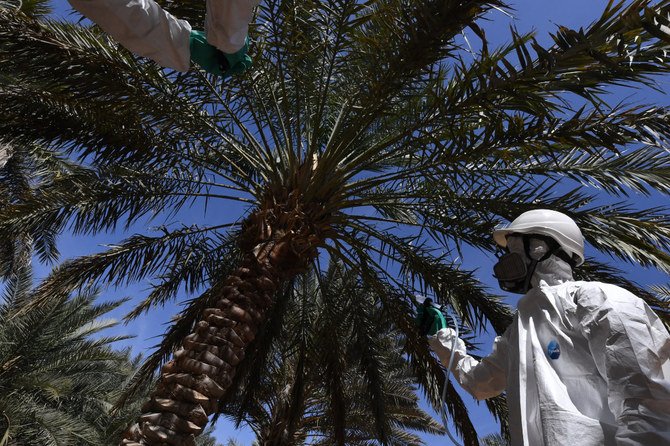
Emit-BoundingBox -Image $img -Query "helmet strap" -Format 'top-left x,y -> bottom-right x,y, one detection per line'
553,249 -> 577,269
522,259 -> 539,292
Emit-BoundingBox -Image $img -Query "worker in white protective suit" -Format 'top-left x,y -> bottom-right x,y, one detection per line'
428,209 -> 670,446
68,0 -> 259,77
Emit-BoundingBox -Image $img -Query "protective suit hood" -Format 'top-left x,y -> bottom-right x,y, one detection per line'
530,254 -> 573,288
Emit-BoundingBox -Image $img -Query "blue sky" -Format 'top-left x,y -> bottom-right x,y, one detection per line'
36,0 -> 670,444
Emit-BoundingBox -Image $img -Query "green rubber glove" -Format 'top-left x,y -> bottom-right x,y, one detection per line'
416,305 -> 447,336
189,30 -> 252,78
222,38 -> 252,76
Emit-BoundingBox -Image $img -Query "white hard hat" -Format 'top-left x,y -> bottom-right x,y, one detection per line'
493,209 -> 585,266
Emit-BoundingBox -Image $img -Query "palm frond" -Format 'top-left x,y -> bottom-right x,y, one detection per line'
0,266 -> 137,445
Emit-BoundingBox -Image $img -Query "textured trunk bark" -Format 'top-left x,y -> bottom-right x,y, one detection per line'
120,253 -> 282,446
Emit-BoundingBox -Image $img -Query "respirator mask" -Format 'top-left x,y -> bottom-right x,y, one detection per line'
493,234 -> 560,294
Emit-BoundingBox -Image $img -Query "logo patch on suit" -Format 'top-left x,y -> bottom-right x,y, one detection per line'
547,340 -> 560,360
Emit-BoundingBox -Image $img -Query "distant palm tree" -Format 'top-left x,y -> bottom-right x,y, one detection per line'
218,264 -> 444,445
0,264 -> 224,446
223,440 -> 248,446
1,1 -> 670,444
0,145 -> 29,279
191,428 -> 224,446
0,265 -> 132,445
0,0 -> 60,282
481,433 -> 509,446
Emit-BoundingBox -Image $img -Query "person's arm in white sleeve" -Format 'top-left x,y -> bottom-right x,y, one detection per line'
575,284 -> 670,446
428,328 -> 508,400
68,0 -> 259,76
205,0 -> 261,54
68,0 -> 192,71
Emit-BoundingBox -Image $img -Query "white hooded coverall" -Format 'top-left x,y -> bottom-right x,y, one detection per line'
430,257 -> 670,445
67,0 -> 260,71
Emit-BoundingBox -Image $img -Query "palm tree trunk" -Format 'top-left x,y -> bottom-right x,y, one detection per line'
122,173 -> 326,445
121,252 -> 284,446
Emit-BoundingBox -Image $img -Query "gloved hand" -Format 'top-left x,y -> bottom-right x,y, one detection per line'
189,31 -> 252,78
221,38 -> 252,76
428,328 -> 467,370
416,303 -> 447,336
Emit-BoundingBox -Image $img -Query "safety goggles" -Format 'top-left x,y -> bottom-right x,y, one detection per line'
505,234 -> 552,261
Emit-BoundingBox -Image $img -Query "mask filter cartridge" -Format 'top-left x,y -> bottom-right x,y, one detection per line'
493,252 -> 529,293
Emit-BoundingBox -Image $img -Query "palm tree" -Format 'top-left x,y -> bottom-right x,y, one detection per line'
480,433 -> 509,446
0,142 -> 68,279
0,0 -> 62,279
1,0 -> 670,444
217,264 -> 444,445
0,265 -> 132,445
0,265 -> 226,446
